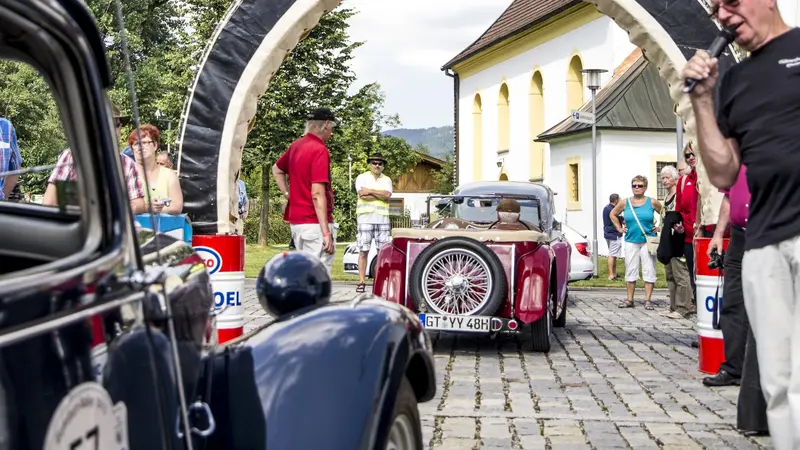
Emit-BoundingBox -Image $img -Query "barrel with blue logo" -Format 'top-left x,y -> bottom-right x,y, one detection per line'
193,235 -> 245,344
695,237 -> 729,374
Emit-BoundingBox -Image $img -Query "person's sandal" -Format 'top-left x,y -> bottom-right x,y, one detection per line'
644,301 -> 655,310
355,283 -> 366,293
618,299 -> 634,308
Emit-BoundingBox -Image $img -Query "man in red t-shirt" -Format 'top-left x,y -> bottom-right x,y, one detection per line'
272,108 -> 338,273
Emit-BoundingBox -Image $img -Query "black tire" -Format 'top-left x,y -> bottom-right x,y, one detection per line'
554,286 -> 567,328
530,287 -> 552,353
409,237 -> 507,316
384,377 -> 423,450
369,257 -> 377,279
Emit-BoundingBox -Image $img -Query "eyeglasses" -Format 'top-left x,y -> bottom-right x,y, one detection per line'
684,152 -> 695,159
708,0 -> 740,19
631,184 -> 645,189
371,161 -> 384,166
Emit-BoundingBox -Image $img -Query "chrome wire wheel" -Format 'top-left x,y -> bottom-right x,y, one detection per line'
385,413 -> 416,450
420,248 -> 493,315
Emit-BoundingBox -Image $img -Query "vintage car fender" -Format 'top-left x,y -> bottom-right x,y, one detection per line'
513,245 -> 554,324
197,297 -> 436,450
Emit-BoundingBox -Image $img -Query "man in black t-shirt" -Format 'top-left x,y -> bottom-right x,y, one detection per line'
682,1 -> 799,446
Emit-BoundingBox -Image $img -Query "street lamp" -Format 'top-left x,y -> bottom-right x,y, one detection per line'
581,68 -> 607,278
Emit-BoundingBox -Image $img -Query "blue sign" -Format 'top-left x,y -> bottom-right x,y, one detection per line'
135,213 -> 193,245
214,291 -> 241,308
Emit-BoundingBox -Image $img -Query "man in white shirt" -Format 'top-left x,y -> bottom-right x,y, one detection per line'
354,152 -> 392,292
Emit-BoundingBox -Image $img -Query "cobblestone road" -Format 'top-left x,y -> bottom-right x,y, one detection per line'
242,282 -> 773,449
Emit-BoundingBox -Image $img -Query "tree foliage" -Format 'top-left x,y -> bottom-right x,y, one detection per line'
1,0 -> 227,194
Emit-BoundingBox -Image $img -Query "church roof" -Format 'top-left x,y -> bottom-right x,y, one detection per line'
442,0 -> 580,70
536,50 -> 677,142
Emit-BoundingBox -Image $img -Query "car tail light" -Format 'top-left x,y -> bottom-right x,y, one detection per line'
575,242 -> 590,257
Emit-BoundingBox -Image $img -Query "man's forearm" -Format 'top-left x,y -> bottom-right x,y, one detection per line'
312,194 -> 329,232
272,165 -> 289,194
693,98 -> 739,189
713,197 -> 731,239
3,175 -> 18,198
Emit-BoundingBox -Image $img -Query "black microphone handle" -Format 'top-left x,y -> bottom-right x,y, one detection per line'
684,27 -> 738,93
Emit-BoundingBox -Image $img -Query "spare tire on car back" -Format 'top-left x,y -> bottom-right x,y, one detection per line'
409,237 -> 508,316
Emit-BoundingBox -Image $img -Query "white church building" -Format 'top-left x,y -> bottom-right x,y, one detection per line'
441,0 -> 684,256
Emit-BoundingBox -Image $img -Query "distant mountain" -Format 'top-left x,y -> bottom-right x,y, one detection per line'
383,126 -> 454,160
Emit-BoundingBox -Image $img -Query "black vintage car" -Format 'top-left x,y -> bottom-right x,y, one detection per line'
0,1 -> 435,449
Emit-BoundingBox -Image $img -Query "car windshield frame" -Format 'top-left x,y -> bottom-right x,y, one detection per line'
427,193 -> 543,227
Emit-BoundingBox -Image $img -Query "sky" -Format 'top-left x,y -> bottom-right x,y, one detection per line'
345,0 -> 514,130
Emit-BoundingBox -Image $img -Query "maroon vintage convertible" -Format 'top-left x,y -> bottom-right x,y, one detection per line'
372,181 -> 571,352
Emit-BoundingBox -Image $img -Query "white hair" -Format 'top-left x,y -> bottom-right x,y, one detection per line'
497,211 -> 520,223
660,165 -> 679,181
304,120 -> 333,134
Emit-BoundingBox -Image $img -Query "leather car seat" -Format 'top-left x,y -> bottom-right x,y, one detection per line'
494,222 -> 528,231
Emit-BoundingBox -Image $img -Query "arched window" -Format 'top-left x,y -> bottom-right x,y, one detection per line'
472,94 -> 483,181
566,55 -> 584,113
529,71 -> 545,181
497,83 -> 510,155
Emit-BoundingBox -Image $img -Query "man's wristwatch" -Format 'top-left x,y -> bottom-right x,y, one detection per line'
283,192 -> 289,197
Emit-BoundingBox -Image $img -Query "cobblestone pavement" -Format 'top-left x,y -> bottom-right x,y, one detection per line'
242,282 -> 773,449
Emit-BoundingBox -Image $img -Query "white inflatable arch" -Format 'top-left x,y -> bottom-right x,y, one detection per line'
176,0 -> 796,235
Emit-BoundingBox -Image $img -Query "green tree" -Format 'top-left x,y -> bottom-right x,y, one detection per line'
0,62 -> 67,193
432,154 -> 456,195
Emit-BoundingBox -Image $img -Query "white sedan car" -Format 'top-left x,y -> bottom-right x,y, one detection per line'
343,243 -> 378,278
562,224 -> 593,282
343,223 -> 594,282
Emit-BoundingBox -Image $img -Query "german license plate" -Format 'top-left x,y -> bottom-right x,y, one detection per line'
418,313 -> 491,332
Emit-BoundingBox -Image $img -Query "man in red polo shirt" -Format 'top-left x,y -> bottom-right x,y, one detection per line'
272,108 -> 338,273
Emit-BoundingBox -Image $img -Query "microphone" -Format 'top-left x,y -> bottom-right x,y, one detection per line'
683,26 -> 738,93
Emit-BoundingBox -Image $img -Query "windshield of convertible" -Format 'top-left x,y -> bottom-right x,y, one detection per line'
451,197 -> 540,224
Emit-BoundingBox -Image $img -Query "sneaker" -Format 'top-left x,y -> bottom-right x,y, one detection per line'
665,311 -> 685,319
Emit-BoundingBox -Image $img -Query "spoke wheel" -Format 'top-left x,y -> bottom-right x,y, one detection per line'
409,237 -> 507,317
421,248 -> 493,315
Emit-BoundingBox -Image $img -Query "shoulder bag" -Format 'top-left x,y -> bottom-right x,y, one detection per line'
628,197 -> 659,255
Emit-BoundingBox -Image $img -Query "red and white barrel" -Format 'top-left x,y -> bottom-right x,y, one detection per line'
193,235 -> 245,344
695,237 -> 729,374
90,314 -> 107,381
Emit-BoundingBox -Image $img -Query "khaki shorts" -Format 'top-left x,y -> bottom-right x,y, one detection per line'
290,223 -> 338,274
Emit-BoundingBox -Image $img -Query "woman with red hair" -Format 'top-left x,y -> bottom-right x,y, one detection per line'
129,124 -> 183,214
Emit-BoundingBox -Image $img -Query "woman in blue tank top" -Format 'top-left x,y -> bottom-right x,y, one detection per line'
608,175 -> 663,309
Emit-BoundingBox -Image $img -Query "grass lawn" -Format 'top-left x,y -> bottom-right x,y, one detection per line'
245,246 -> 669,288
571,256 -> 668,289
245,243 -> 360,282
